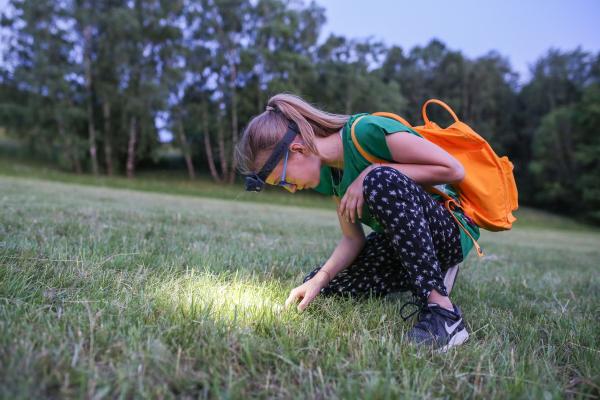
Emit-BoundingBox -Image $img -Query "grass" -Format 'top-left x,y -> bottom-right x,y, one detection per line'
1,171 -> 599,398
0,148 -> 336,211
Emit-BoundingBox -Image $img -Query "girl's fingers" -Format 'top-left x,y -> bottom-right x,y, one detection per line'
342,187 -> 364,223
298,294 -> 313,312
348,198 -> 358,223
357,196 -> 364,220
338,196 -> 347,218
285,290 -> 299,307
348,191 -> 360,223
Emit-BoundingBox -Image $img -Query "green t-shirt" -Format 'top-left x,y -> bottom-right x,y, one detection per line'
313,113 -> 481,260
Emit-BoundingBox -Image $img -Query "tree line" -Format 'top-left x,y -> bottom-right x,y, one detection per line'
0,0 -> 599,223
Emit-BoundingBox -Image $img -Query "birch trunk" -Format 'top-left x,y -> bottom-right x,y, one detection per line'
102,101 -> 114,176
126,116 -> 137,178
176,115 -> 196,180
56,112 -> 82,174
202,104 -> 221,182
84,25 -> 99,175
228,62 -> 239,183
217,111 -> 228,178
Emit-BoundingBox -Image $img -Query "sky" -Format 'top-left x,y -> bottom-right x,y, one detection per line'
314,0 -> 600,84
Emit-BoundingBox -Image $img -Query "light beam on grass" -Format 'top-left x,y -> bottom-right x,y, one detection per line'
154,272 -> 287,329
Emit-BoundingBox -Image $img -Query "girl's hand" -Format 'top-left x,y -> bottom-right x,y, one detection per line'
339,165 -> 376,224
284,272 -> 329,312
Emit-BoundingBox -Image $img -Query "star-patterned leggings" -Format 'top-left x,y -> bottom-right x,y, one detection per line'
303,166 -> 464,302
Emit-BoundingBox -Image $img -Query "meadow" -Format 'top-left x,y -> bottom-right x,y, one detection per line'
1,169 -> 599,398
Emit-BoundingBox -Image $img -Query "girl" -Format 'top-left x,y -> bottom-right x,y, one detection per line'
235,93 -> 481,351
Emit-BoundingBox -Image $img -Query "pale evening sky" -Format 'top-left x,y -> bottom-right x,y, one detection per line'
315,0 -> 600,84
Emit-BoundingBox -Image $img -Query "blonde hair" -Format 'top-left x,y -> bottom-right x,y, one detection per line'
235,93 -> 350,175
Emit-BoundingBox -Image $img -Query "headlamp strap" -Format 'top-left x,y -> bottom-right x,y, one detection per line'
255,121 -> 299,182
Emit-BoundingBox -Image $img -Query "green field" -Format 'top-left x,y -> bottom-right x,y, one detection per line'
1,173 -> 599,399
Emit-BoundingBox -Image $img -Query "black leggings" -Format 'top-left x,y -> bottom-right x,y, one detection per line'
303,166 -> 464,302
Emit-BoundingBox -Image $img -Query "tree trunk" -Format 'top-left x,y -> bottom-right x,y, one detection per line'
176,115 -> 195,180
84,25 -> 99,176
217,111 -> 228,178
102,101 -> 114,176
228,62 -> 239,183
202,103 -> 221,182
126,116 -> 137,178
204,129 -> 221,183
56,112 -> 82,174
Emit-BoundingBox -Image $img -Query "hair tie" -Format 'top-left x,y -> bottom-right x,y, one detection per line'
265,105 -> 279,113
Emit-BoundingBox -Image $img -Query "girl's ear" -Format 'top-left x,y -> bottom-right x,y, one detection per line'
289,142 -> 307,154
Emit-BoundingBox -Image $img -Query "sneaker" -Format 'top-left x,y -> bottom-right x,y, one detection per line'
403,302 -> 469,352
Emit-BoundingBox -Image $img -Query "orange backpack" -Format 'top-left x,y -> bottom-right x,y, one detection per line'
351,99 -> 519,257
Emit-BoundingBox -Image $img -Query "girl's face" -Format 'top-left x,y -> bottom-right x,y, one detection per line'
263,142 -> 321,193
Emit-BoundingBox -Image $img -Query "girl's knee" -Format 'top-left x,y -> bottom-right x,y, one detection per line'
363,166 -> 413,191
364,165 -> 391,181
362,166 -> 418,206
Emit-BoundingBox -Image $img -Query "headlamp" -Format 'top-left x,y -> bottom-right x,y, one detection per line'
244,121 -> 299,192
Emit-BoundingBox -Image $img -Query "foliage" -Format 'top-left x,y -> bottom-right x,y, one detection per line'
0,0 -> 599,222
530,83 -> 600,223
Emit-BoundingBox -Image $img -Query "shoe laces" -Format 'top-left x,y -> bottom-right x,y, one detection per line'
399,298 -> 455,325
399,297 -> 426,322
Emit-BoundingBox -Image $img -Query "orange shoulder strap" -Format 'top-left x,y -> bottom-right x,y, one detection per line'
350,115 -> 388,164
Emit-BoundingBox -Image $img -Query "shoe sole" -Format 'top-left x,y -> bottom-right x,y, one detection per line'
438,329 -> 469,353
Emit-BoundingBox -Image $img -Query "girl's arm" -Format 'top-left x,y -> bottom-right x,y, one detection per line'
286,228 -> 364,311
314,132 -> 465,285
360,162 -> 463,186
311,197 -> 366,287
312,236 -> 364,287
381,131 -> 465,184
339,131 -> 465,224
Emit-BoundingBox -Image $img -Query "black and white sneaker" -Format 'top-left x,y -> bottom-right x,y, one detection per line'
403,303 -> 469,352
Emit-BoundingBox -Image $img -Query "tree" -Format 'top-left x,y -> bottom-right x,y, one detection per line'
518,47 -> 596,203
573,82 -> 600,222
117,0 -> 166,178
92,0 -> 131,176
2,0 -> 86,172
74,0 -> 101,175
